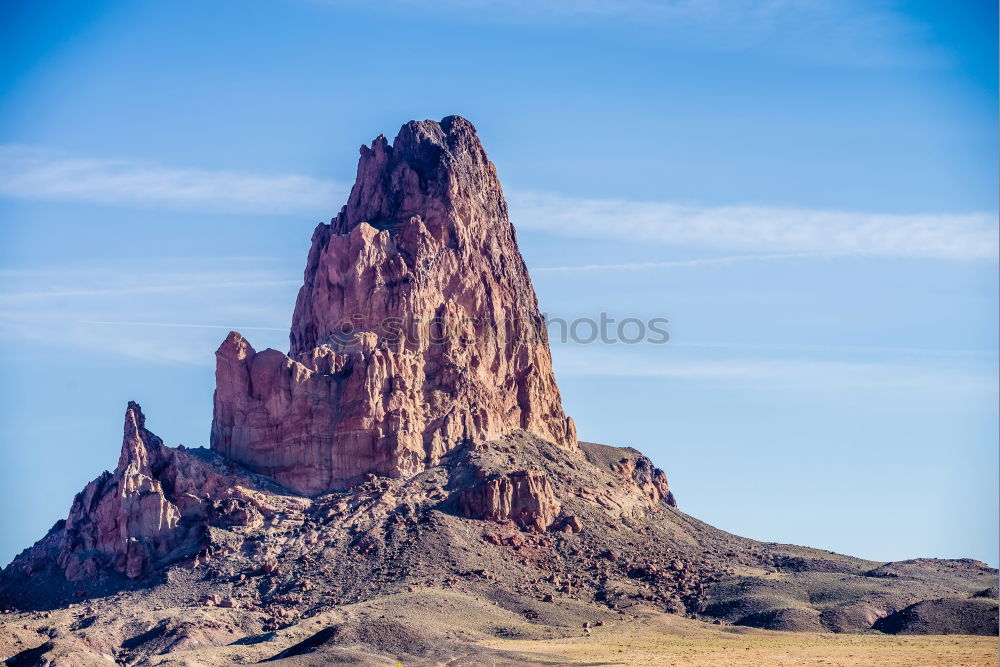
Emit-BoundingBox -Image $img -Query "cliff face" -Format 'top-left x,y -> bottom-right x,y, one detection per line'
211,116 -> 576,495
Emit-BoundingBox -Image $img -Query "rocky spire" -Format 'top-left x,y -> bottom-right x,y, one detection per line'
38,402 -> 309,582
117,400 -> 163,474
211,116 -> 576,496
60,402 -> 181,579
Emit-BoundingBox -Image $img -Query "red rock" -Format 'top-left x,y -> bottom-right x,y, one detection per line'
58,402 -> 182,580
1,116 -> 689,599
14,403 -> 309,581
460,470 -> 560,533
611,455 -> 676,508
212,116 -> 576,495
564,515 -> 585,534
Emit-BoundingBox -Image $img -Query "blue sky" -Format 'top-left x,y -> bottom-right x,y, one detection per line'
0,0 -> 996,567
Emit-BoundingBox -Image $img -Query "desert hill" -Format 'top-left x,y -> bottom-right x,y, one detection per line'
1,116 -> 995,666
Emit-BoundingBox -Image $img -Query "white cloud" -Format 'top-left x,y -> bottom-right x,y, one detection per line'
672,340 -> 990,360
0,145 -> 346,215
80,320 -> 286,332
532,252 -> 824,273
313,0 -> 926,67
552,345 -> 998,395
0,260 -> 297,364
0,280 -> 299,303
510,192 -> 998,262
0,145 -> 994,262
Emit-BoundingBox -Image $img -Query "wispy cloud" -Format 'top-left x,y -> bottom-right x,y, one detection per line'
552,345 -> 998,395
0,145 -> 346,215
672,340 -> 992,360
532,252 -> 826,273
81,320 -> 286,332
0,260 -> 297,364
0,280 -> 299,303
314,0 -> 927,67
510,193 -> 998,262
1,146 -> 994,262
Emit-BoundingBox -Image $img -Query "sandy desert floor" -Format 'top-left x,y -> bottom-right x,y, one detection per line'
2,589 -> 996,666
482,611 -> 999,666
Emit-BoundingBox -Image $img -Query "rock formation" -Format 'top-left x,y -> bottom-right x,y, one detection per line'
460,469 -> 561,532
211,116 -> 576,496
9,402 -> 307,583
63,401 -> 181,580
1,117 -> 994,666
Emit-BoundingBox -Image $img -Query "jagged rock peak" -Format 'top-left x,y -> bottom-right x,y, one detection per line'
289,114 -> 525,358
211,116 -> 577,496
6,402 -> 309,583
61,402 -> 180,580
331,115 -> 495,238
118,400 -> 163,473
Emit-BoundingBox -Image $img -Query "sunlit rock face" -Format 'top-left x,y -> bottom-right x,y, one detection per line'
211,116 -> 576,495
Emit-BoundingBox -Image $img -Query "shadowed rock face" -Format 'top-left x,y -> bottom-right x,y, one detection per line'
211,116 -> 576,495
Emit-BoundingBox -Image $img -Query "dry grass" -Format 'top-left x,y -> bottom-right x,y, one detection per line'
480,610 -> 1000,666
3,589 -> 995,666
